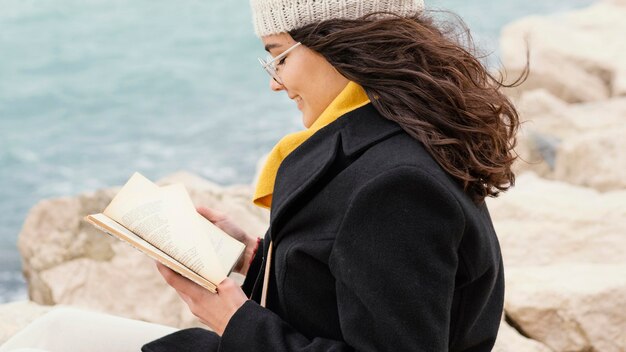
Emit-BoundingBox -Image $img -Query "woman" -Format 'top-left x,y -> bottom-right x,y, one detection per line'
145,0 -> 523,351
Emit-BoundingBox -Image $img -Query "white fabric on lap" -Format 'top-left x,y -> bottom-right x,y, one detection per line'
0,307 -> 177,352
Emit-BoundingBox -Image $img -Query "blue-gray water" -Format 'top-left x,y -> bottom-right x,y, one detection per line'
0,0 -> 595,303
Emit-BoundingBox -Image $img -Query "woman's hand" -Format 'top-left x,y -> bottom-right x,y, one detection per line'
156,262 -> 248,336
197,206 -> 260,276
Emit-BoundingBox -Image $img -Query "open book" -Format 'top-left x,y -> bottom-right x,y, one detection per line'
84,172 -> 245,293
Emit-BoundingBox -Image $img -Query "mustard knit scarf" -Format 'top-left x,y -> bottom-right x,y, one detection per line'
253,81 -> 371,208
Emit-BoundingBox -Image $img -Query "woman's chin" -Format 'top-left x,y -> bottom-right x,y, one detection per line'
302,107 -> 323,128
302,113 -> 315,128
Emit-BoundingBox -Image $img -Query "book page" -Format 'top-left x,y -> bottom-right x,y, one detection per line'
195,213 -> 248,275
103,173 -> 234,284
164,185 -> 245,277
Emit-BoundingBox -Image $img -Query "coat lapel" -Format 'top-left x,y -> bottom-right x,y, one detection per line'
269,128 -> 342,240
339,104 -> 403,158
268,103 -> 403,244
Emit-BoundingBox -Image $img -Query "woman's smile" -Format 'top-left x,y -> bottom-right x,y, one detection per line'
287,92 -> 303,110
262,33 -> 349,127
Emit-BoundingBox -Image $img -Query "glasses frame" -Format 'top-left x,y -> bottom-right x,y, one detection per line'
258,42 -> 302,85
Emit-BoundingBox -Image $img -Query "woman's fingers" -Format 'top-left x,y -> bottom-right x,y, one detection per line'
197,206 -> 239,235
156,262 -> 182,286
155,262 -> 247,335
156,262 -> 206,299
216,277 -> 243,296
197,206 -> 249,241
197,206 -> 226,223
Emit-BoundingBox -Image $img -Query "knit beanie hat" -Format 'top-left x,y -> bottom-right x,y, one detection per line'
250,0 -> 425,37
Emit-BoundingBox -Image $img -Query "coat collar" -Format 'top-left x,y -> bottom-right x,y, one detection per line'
253,81 -> 371,209
268,103 -> 403,242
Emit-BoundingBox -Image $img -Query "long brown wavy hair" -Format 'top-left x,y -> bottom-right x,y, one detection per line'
289,12 -> 527,203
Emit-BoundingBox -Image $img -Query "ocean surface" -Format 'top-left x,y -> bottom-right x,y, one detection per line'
0,0 -> 595,303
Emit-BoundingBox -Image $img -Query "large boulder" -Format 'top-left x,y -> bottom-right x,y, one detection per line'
488,173 -> 626,352
511,89 -> 568,177
512,93 -> 626,191
514,92 -> 626,141
554,127 -> 626,191
500,2 -> 626,103
488,172 -> 626,267
493,319 -> 552,352
514,89 -> 569,120
505,264 -> 626,352
606,0 -> 626,6
17,172 -> 269,328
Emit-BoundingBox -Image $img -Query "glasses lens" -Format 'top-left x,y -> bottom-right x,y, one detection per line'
257,42 -> 300,86
258,57 -> 282,84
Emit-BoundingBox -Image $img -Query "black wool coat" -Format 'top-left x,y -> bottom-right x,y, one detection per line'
144,103 -> 505,352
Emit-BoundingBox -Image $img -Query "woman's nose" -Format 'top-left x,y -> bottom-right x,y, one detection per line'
270,78 -> 284,91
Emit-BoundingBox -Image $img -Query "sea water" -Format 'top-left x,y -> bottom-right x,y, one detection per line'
0,0 -> 595,303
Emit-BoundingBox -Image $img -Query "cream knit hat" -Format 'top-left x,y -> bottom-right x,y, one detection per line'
250,0 -> 425,37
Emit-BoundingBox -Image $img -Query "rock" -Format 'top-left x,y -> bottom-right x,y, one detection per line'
511,90 -> 567,177
548,97 -> 626,140
606,0 -> 626,6
505,264 -> 626,352
500,3 -> 626,102
502,40 -> 609,103
512,94 -> 626,190
487,172 -> 626,267
38,243 -> 199,328
554,127 -> 626,191
513,127 -> 557,178
493,319 -> 552,352
488,173 -> 626,351
515,92 -> 626,142
514,89 -> 569,118
615,68 -> 626,96
0,301 -> 52,345
18,189 -> 118,304
17,172 -> 269,328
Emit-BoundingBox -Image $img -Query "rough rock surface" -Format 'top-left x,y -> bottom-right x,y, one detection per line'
487,173 -> 626,266
513,92 -> 626,190
493,5 -> 626,344
554,127 -> 626,191
500,2 -> 626,103
505,264 -> 626,352
492,318 -> 552,352
514,92 -> 626,141
17,172 -> 269,328
488,173 -> 626,352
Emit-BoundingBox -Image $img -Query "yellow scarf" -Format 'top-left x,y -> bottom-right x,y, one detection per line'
253,81 -> 371,208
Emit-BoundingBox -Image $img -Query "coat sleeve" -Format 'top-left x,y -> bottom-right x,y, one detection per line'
219,166 -> 465,351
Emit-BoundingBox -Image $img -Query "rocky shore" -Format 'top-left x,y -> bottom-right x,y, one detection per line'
2,1 -> 626,350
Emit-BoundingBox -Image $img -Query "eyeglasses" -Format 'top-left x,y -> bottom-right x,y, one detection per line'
258,42 -> 302,85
